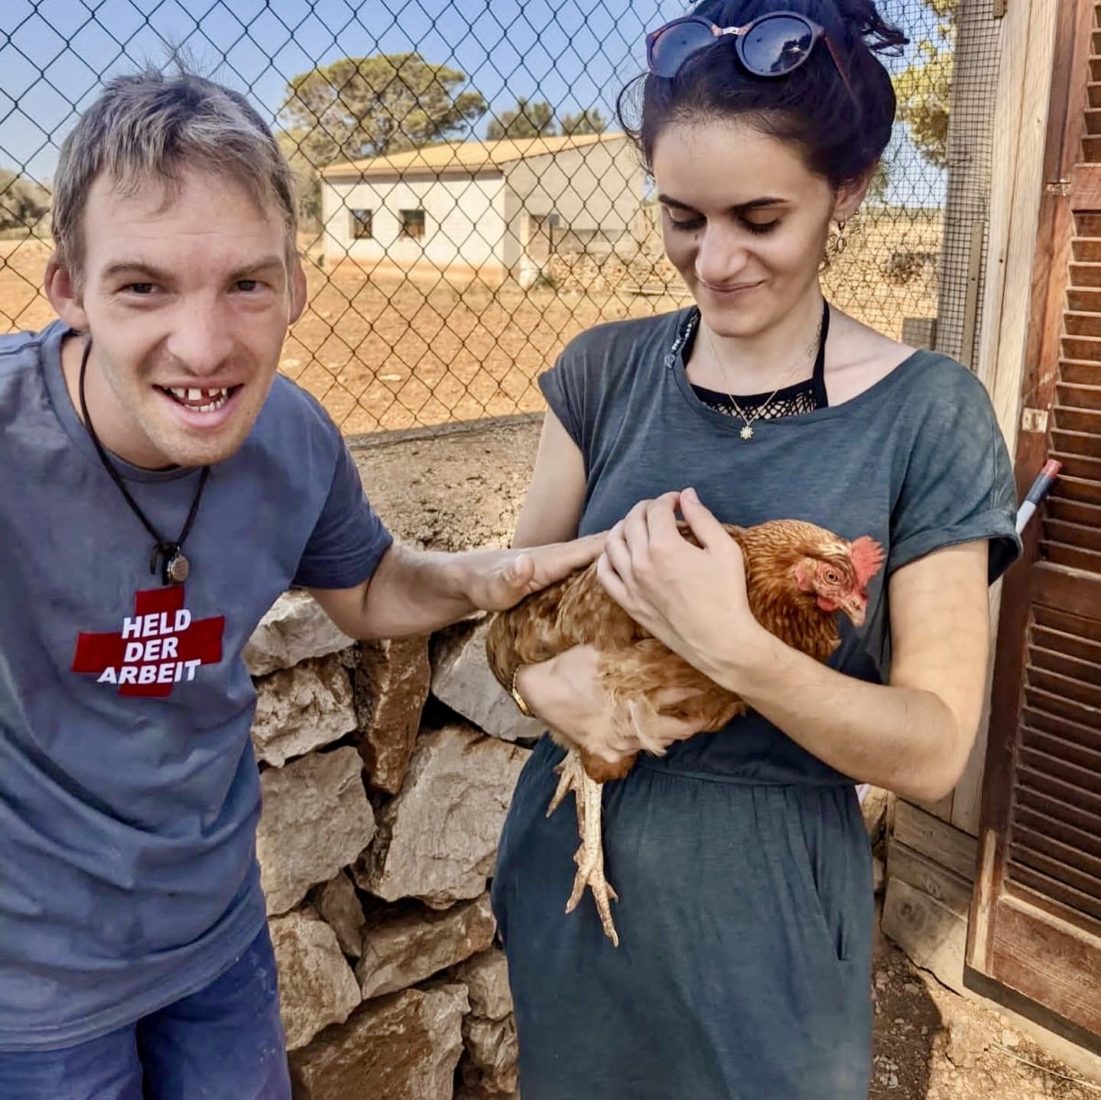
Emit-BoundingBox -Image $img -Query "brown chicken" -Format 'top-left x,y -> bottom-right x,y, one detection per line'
485,518 -> 885,946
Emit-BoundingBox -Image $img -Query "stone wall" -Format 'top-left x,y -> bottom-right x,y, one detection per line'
249,592 -> 535,1099
249,416 -> 543,1098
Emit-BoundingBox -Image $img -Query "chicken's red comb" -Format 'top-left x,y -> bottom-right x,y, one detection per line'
850,536 -> 886,588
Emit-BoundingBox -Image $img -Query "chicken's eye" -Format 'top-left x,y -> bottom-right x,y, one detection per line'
824,569 -> 841,585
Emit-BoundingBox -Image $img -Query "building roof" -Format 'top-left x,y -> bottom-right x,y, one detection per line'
320,131 -> 625,180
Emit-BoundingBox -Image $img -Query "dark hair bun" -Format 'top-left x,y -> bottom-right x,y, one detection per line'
833,0 -> 909,54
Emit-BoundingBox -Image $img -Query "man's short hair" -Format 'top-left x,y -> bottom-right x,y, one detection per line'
51,66 -> 299,279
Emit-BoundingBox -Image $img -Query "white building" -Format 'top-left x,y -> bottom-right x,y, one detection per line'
320,132 -> 641,279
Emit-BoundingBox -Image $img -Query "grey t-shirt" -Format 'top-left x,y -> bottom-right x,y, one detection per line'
0,322 -> 392,1050
540,309 -> 1021,785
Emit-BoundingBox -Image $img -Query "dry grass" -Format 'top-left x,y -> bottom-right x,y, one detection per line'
0,208 -> 942,433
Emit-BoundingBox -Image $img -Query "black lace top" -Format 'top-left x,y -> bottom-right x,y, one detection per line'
682,306 -> 829,418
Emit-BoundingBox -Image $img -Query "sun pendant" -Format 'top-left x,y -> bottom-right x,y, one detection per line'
739,424 -> 755,441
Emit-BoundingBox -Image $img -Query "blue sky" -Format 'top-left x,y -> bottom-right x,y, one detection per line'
0,0 -> 946,204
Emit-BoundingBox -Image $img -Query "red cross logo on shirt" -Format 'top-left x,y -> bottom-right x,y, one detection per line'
71,586 -> 225,698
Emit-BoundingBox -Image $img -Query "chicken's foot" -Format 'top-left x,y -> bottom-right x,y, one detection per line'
546,750 -> 620,947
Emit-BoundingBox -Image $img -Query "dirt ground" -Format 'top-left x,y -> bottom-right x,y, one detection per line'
870,930 -> 1100,1100
0,208 -> 940,433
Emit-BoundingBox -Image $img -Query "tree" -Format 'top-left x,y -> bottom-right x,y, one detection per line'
560,108 -> 608,136
893,0 -> 956,168
281,53 -> 486,167
486,98 -> 556,140
275,128 -> 322,230
0,170 -> 50,233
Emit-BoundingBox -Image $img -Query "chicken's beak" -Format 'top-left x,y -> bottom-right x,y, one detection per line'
839,593 -> 868,628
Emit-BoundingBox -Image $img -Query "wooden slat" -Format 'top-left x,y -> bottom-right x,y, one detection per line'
1009,862 -> 1101,923
1055,381 -> 1101,409
1013,802 -> 1101,863
893,801 -> 978,881
1015,762 -> 1101,819
1069,261 -> 1101,287
1032,562 -> 1101,619
1048,496 -> 1101,527
888,838 -> 974,914
1064,306 -> 1101,333
1041,541 -> 1101,573
1016,779 -> 1101,840
1072,236 -> 1101,260
1024,682 -> 1101,729
1034,603 -> 1101,641
1011,829 -> 1101,893
1042,515 -> 1101,547
1058,359 -> 1101,383
1052,426 -> 1101,458
1050,473 -> 1101,506
1025,664 -> 1101,709
1021,719 -> 1101,763
1061,333 -> 1101,359
1051,405 -> 1101,433
1027,639 -> 1101,682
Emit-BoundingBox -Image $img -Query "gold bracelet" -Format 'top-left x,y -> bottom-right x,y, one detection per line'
509,666 -> 533,717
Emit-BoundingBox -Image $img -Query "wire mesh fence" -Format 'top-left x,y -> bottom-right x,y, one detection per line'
1,0 -> 998,433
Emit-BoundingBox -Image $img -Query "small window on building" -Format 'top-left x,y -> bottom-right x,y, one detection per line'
399,209 -> 426,239
350,208 -> 373,239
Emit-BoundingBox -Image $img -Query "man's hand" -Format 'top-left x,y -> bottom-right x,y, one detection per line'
310,532 -> 605,641
461,532 -> 606,612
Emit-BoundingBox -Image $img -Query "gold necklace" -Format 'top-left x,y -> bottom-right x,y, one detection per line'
703,314 -> 825,441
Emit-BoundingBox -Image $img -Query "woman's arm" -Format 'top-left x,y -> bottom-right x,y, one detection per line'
512,410 -> 588,547
596,489 -> 993,801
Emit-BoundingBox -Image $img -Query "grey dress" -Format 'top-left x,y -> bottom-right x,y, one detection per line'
490,309 -> 1020,1100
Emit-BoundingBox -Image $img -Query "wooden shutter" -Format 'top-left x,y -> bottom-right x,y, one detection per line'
968,1 -> 1101,1040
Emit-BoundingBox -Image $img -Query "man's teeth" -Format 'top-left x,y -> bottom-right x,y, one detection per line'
165,386 -> 232,412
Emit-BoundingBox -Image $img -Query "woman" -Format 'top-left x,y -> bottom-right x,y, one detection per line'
491,2 -> 1021,1097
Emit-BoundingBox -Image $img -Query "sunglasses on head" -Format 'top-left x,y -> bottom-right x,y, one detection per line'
645,11 -> 855,99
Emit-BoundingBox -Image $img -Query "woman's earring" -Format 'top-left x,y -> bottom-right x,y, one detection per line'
833,220 -> 848,257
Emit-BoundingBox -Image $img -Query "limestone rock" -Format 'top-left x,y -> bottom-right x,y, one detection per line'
269,909 -> 361,1051
431,619 -> 544,742
357,893 -> 496,1000
289,984 -> 469,1099
354,635 -> 431,793
314,870 -> 366,959
946,1015 -> 987,1069
358,725 -> 528,907
258,747 -> 375,915
245,590 -> 354,677
250,655 -> 357,767
452,948 -> 512,1020
461,1014 -> 520,1096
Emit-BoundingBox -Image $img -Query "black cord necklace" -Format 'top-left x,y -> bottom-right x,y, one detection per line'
78,340 -> 210,585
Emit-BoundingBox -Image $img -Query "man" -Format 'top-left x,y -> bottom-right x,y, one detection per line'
0,67 -> 599,1097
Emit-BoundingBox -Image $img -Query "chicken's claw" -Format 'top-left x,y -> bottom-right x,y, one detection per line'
545,750 -> 620,946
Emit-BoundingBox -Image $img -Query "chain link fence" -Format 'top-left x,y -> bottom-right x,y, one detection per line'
1,0 -> 997,433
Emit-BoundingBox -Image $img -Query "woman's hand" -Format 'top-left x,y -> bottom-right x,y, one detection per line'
515,645 -> 700,764
596,488 -> 767,682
